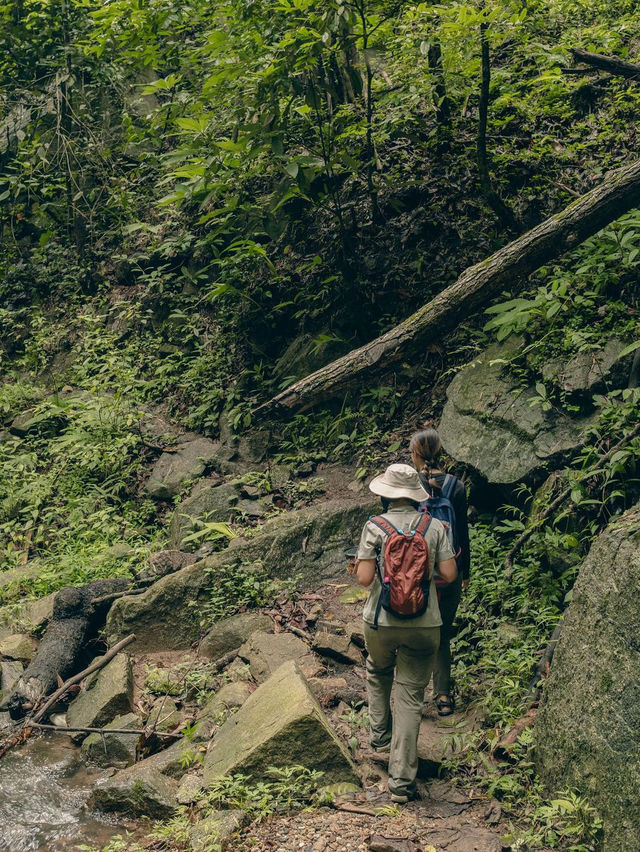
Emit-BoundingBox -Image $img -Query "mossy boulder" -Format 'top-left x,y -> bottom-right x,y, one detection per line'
81,712 -> 141,768
67,652 -> 133,730
107,498 -> 376,651
438,341 -> 600,486
146,437 -> 220,500
199,611 -> 272,661
92,763 -> 178,818
203,661 -> 359,786
536,502 -> 640,851
169,479 -> 244,547
238,630 -> 319,683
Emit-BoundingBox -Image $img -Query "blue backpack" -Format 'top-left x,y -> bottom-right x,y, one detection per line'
419,474 -> 461,563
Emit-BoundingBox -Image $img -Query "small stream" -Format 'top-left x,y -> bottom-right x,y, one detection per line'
0,735 -> 135,852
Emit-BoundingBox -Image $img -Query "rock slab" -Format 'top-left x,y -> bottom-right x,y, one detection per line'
81,712 -> 141,768
536,501 -> 640,852
238,630 -> 319,682
199,611 -> 272,661
438,340 -> 599,485
203,660 -> 359,786
67,652 -> 133,730
188,809 -> 248,851
92,764 -> 178,818
146,437 -> 219,500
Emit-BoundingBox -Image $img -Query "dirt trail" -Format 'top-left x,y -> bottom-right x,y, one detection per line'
234,582 -> 506,852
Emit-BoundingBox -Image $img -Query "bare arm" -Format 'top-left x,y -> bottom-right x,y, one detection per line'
438,556 -> 458,584
356,559 -> 376,587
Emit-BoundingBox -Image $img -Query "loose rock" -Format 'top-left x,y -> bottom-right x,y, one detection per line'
312,632 -> 361,665
146,437 -> 220,500
238,631 -> 320,682
199,611 -> 272,661
92,763 -> 178,818
203,660 -> 359,786
0,634 -> 35,662
67,652 -> 133,731
189,809 -> 249,852
81,712 -> 142,768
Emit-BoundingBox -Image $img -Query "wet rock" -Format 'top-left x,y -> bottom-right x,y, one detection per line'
199,611 -> 272,661
108,498 -> 377,651
368,837 -> 418,852
81,712 -> 142,768
146,437 -> 220,500
312,632 -> 361,665
536,501 -> 640,852
0,660 -> 24,709
238,631 -> 320,682
203,660 -> 359,786
146,696 -> 182,732
92,763 -> 178,818
67,652 -> 133,731
439,340 -> 600,486
188,809 -> 249,852
0,634 -> 35,662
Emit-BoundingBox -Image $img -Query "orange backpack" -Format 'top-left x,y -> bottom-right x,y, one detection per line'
369,513 -> 433,629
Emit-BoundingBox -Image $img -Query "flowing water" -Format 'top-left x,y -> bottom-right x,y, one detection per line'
0,735 -> 135,852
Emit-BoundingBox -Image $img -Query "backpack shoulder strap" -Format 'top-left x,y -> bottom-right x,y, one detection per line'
441,474 -> 456,500
413,512 -> 433,538
369,516 -> 399,538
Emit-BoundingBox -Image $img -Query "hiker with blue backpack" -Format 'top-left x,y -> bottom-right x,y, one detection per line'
410,427 -> 470,717
354,463 -> 457,803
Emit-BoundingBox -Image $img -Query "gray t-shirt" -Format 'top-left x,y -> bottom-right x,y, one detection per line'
356,507 -> 454,628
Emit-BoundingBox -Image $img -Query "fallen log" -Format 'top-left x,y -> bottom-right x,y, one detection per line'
8,578 -> 131,719
31,633 -> 136,723
569,48 -> 640,80
258,159 -> 640,414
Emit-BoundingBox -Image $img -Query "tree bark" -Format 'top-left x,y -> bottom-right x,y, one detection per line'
8,578 -> 131,719
477,21 -> 521,234
259,158 -> 640,415
569,48 -> 640,79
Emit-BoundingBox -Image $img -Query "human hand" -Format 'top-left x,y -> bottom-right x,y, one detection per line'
461,578 -> 469,591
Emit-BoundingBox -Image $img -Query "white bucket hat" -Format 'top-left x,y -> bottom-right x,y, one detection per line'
368,463 -> 429,502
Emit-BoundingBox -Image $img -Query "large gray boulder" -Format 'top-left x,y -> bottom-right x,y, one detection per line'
81,712 -> 141,768
146,437 -> 220,500
439,340 -> 601,485
238,630 -> 320,682
199,611 -> 272,661
107,498 -> 376,651
92,763 -> 178,818
203,661 -> 359,786
536,502 -> 640,851
169,479 -> 244,547
67,652 -> 133,730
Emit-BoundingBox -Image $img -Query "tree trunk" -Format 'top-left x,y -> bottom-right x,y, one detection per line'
259,158 -> 640,415
7,578 -> 130,719
569,48 -> 640,79
477,21 -> 521,234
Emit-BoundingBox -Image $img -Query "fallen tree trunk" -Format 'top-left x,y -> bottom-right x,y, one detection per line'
8,578 -> 130,719
569,48 -> 640,79
259,159 -> 640,414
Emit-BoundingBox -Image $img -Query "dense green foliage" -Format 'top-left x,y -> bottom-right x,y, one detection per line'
2,0 -> 640,849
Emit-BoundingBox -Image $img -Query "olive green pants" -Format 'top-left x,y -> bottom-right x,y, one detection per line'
364,623 -> 440,796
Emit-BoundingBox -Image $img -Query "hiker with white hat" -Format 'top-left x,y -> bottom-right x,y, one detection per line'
354,463 -> 457,803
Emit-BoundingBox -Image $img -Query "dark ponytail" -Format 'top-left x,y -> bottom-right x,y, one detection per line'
409,426 -> 443,493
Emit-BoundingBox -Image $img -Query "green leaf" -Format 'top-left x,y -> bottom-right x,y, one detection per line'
618,339 -> 640,358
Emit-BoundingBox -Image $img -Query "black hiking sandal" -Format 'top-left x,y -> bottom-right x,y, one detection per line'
435,694 -> 455,717
389,786 -> 419,804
